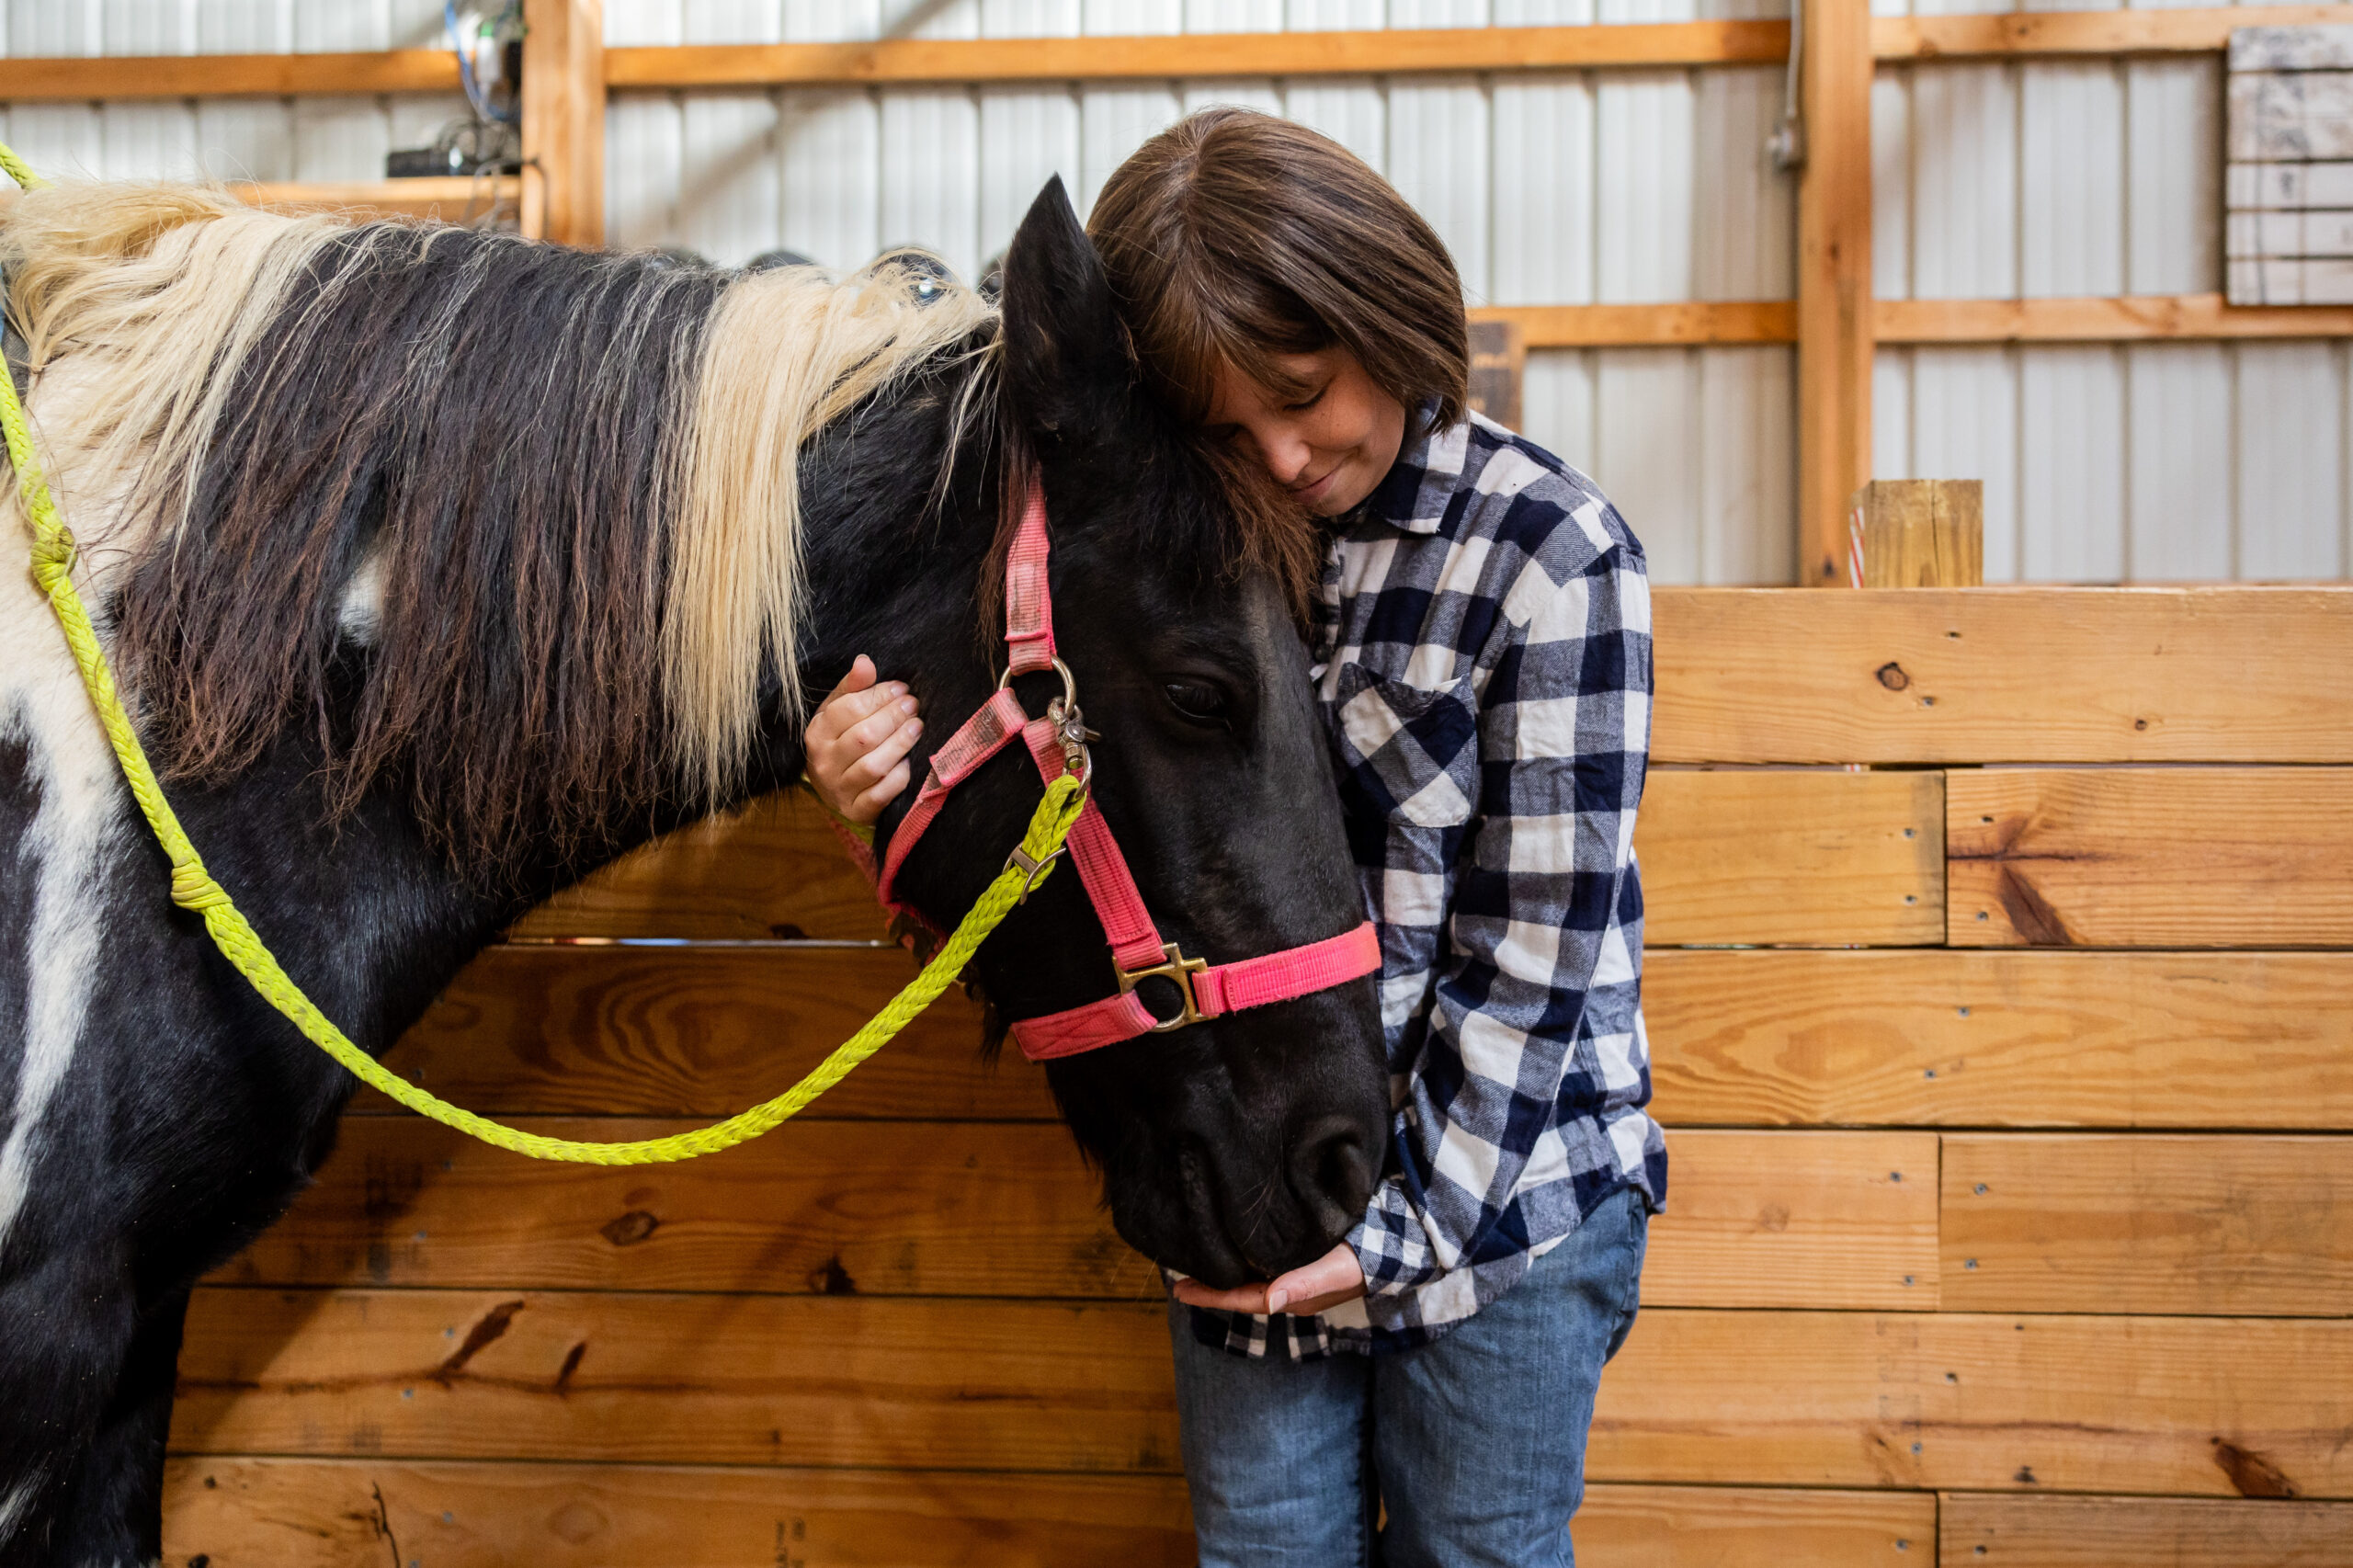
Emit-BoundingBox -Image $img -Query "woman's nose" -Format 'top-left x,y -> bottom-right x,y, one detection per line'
1257,426 -> 1314,485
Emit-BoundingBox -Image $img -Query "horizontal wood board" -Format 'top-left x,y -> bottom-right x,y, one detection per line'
1948,767 -> 2353,947
173,1296 -> 2353,1496
158,1461 -> 1930,1568
1940,1493 -> 2353,1566
220,1121 -> 1937,1311
1651,589 -> 2353,764
386,945 -> 2353,1129
1646,949 -> 2353,1129
1941,1134 -> 2353,1315
517,767 -> 1941,944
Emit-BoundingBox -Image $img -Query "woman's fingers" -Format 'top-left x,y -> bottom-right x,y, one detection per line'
1171,1278 -> 1274,1313
838,715 -> 923,792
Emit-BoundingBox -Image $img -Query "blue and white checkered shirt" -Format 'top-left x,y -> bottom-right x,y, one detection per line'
1191,410 -> 1667,1359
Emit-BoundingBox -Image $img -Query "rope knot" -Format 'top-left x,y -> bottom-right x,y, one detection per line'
170,859 -> 231,913
28,527 -> 72,584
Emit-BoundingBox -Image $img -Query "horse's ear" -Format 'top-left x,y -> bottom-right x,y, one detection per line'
999,176 -> 1130,443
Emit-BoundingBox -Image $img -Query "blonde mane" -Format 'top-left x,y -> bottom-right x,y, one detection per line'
1,181 -> 997,867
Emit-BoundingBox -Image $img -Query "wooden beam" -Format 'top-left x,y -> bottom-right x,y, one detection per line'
162,1462 -> 1937,1568
1471,301 -> 1795,347
227,178 -> 523,224
1847,478 -> 1984,586
523,0 -> 604,247
1651,587 -> 2353,765
1639,767 -> 1946,947
1940,1494 -> 2353,1568
604,20 -> 1790,87
1877,292 -> 2353,342
1647,949 -> 2353,1131
1947,767 -> 2353,948
1798,0 -> 1876,586
1944,1134 -> 2353,1316
0,50 -> 458,101
1874,5 -> 2353,62
222,1118 -> 1938,1312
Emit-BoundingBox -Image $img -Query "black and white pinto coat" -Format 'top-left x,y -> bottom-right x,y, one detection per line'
0,177 -> 1390,1564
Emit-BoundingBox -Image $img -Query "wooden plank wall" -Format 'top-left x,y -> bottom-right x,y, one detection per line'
165,586 -> 2353,1567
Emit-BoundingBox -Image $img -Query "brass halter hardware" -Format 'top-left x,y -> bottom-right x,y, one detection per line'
1117,943 -> 1211,1033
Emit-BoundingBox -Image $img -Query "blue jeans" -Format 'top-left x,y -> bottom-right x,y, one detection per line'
1166,1187 -> 1648,1568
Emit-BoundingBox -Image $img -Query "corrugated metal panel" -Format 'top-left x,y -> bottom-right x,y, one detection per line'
881,87 -> 982,276
2236,342 -> 2348,579
779,88 -> 881,267
2126,58 -> 2221,295
1522,348 -> 1596,471
1698,345 -> 1797,582
1596,72 -> 1694,302
1079,85 -> 1181,213
2126,342 -> 2234,581
2019,345 -> 2128,582
1595,348 -> 1700,580
1280,78 -> 1384,172
1182,78 -> 1284,114
1871,69 -> 1911,297
1693,64 -> 1792,298
1908,347 -> 2019,580
608,92 -> 685,248
1491,74 -> 1593,305
978,86 -> 1080,265
677,91 -> 780,263
1872,346 -> 1913,480
1908,64 -> 2015,298
1385,75 -> 1490,297
688,0 -> 780,42
2020,62 -> 2124,297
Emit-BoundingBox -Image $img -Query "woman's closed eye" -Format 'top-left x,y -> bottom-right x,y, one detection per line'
1283,382 -> 1330,415
1162,681 -> 1230,722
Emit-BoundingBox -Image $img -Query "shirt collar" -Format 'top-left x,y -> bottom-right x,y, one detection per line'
1357,400 -> 1462,536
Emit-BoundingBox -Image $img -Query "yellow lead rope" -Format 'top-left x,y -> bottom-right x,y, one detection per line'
2,143 -> 1084,1165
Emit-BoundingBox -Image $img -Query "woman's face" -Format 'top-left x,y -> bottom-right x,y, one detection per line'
1204,347 -> 1407,517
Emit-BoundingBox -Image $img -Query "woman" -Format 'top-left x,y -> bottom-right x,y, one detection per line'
805,108 -> 1664,1567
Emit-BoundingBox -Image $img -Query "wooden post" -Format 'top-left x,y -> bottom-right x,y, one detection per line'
1466,317 -> 1527,431
1798,0 -> 1873,585
1847,479 -> 1984,586
522,0 -> 604,246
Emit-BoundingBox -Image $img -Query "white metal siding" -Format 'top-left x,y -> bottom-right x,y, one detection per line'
1875,41 -> 2353,580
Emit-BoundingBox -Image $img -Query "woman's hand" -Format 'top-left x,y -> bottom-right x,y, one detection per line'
802,655 -> 923,825
1172,1242 -> 1365,1317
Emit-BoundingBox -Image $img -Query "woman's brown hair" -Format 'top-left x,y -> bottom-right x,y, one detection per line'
1086,108 -> 1469,437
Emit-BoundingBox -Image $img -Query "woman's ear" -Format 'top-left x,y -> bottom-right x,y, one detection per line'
998,176 -> 1132,447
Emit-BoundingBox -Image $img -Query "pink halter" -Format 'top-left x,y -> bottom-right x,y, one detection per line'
840,481 -> 1381,1062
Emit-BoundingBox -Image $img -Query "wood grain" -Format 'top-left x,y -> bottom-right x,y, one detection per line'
1651,588 -> 2353,764
603,21 -> 1790,86
1645,949 -> 2353,1130
1876,6 -> 2353,61
0,49 -> 460,99
1798,0 -> 1879,585
521,0 -> 604,247
1593,1311 -> 2353,1495
176,1297 -> 2353,1495
1639,768 -> 1944,947
171,1290 -> 1183,1473
1472,301 -> 1797,347
509,769 -> 1943,944
1850,479 -> 1984,587
513,790 -> 887,939
162,1458 -> 1193,1568
224,1119 -> 1932,1311
379,944 -> 1043,1121
159,1461 -> 1932,1568
1939,1493 -> 2353,1567
228,178 -> 524,222
1942,1135 -> 2353,1315
1877,293 -> 2353,343
1946,768 -> 2353,947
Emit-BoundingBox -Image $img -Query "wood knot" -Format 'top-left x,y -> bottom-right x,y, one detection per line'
2213,1437 -> 2298,1497
810,1255 -> 858,1295
1876,661 -> 1911,691
599,1210 -> 660,1247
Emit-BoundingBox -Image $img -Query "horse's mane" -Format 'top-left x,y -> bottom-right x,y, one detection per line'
0,182 -> 995,873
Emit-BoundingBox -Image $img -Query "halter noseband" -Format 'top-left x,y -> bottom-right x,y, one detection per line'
847,482 -> 1381,1062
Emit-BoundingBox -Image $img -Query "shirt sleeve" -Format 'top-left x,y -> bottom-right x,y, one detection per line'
1347,544 -> 1652,1316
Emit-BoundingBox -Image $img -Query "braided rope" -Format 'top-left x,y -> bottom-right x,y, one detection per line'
3,142 -> 1080,1163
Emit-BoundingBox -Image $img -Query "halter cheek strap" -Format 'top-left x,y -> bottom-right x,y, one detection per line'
846,482 -> 1380,1062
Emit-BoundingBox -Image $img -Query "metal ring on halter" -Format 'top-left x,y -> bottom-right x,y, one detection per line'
998,654 -> 1079,713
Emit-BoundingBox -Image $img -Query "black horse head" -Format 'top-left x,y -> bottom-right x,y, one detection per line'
798,180 -> 1390,1286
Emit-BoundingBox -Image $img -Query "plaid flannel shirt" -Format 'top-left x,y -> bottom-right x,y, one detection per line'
1191,410 -> 1667,1359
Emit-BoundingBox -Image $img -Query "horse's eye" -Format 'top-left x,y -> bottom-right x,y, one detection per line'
1162,681 -> 1229,722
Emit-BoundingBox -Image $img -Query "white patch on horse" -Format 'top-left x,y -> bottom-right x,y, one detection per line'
337,539 -> 389,643
0,387 -> 131,1254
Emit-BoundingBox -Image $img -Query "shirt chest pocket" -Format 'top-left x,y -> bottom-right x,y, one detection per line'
1331,662 -> 1482,830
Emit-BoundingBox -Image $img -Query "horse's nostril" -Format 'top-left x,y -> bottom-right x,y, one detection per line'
1288,1115 -> 1375,1242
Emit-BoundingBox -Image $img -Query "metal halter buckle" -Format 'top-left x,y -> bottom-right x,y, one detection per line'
1002,842 -> 1063,905
1116,942 -> 1211,1033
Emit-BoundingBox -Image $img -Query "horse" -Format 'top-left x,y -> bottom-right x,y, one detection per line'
0,174 -> 1389,1563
